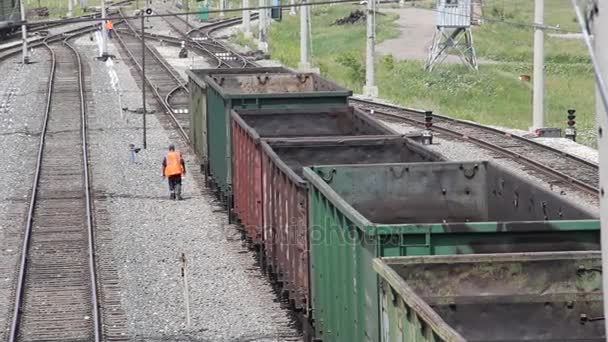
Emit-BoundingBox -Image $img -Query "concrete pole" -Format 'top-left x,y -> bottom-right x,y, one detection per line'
289,0 -> 296,15
67,0 -> 73,17
219,0 -> 225,17
243,0 -> 251,37
20,0 -> 28,64
532,0 -> 544,130
363,0 -> 378,97
298,0 -> 310,70
594,0 -> 608,337
100,0 -> 107,56
258,0 -> 268,51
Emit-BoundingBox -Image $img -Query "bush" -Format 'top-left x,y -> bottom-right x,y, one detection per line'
335,51 -> 365,85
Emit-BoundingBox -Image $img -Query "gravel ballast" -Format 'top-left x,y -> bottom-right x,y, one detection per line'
0,50 -> 50,340
74,32 -> 301,341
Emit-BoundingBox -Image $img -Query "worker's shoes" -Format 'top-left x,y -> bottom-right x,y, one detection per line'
175,185 -> 182,201
170,192 -> 175,200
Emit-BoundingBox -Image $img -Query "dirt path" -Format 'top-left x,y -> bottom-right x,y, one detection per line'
376,7 -> 461,63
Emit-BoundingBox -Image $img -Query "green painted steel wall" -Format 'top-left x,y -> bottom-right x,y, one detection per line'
188,80 -> 206,159
204,91 -> 349,196
303,165 -> 601,342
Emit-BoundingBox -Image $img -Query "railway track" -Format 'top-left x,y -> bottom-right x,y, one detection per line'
8,35 -> 101,341
114,9 -> 190,141
0,25 -> 100,62
161,10 -> 259,68
351,98 -> 600,197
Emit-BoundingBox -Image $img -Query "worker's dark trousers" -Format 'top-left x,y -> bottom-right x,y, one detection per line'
108,29 -> 113,39
168,175 -> 182,199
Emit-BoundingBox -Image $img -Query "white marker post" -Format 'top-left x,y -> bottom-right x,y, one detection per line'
363,0 -> 378,97
100,0 -> 108,57
20,0 -> 28,64
243,0 -> 251,37
298,0 -> 310,70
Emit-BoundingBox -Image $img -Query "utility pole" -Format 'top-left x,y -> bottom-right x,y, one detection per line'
363,0 -> 378,97
594,0 -> 608,337
532,0 -> 544,130
298,0 -> 310,70
219,0 -> 225,17
68,0 -> 73,17
20,0 -> 28,64
289,0 -> 296,15
243,0 -> 251,37
100,0 -> 108,57
141,13 -> 147,149
258,0 -> 268,52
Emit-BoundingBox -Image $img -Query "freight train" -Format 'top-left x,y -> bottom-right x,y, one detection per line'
186,67 -> 604,342
0,0 -> 20,38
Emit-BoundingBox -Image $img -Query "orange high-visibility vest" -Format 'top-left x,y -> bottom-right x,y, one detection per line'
164,151 -> 183,176
106,20 -> 113,30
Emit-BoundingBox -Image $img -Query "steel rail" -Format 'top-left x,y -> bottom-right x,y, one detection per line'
8,34 -> 101,342
162,13 -> 233,68
114,10 -> 190,142
350,97 -> 599,196
0,24 -> 101,61
165,11 -> 259,68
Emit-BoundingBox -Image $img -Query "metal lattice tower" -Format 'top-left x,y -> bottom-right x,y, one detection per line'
425,0 -> 478,71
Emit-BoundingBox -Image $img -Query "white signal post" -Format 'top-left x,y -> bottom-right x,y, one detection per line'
20,0 -> 28,64
363,0 -> 378,97
532,0 -> 544,130
68,0 -> 73,17
242,0 -> 251,37
290,0 -> 296,15
100,0 -> 108,57
298,0 -> 310,70
258,0 -> 268,52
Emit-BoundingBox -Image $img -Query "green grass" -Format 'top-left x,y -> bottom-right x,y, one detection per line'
268,4 -> 399,90
221,3 -> 598,147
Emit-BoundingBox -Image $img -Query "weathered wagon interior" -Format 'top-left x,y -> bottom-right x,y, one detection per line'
236,106 -> 392,137
267,136 -> 440,177
208,72 -> 344,93
383,253 -> 604,341
314,161 -> 596,224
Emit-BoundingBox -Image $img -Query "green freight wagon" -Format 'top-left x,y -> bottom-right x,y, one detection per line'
372,252 -> 604,341
187,67 -> 289,162
186,67 -> 352,201
302,161 -> 600,342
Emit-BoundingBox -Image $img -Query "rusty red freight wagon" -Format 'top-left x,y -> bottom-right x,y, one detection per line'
230,106 -> 442,313
230,106 -> 398,241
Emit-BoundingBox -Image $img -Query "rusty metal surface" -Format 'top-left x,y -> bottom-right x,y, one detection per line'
234,106 -> 395,138
378,252 -> 605,341
320,161 -> 596,225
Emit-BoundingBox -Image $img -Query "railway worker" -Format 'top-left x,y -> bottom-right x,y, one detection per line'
106,19 -> 114,39
162,144 -> 186,200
